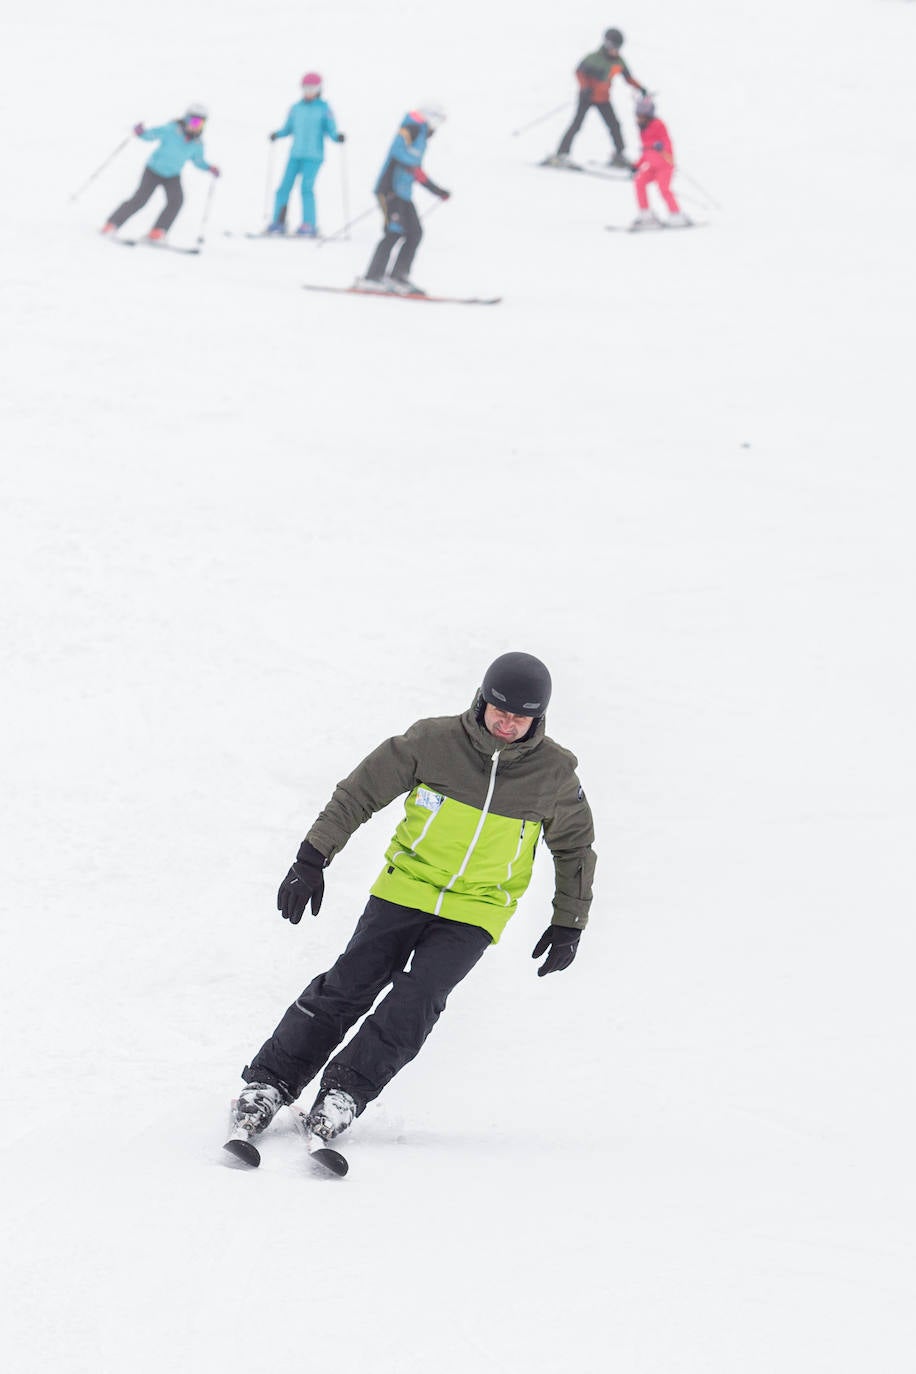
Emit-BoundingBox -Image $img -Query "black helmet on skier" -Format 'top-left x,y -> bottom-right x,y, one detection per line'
480,652 -> 552,718
604,28 -> 624,49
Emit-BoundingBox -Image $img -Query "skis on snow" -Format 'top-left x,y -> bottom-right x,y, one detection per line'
223,1101 -> 349,1177
302,283 -> 501,306
537,157 -> 632,180
605,221 -> 707,233
107,237 -> 202,255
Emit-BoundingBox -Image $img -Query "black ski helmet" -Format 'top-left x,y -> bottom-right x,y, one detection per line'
604,28 -> 624,48
480,652 -> 552,718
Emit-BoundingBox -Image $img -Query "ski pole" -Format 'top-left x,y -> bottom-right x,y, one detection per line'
510,101 -> 571,137
195,176 -> 218,251
318,201 -> 377,247
339,140 -> 351,240
68,134 -> 132,203
264,140 -> 275,224
676,166 -> 724,212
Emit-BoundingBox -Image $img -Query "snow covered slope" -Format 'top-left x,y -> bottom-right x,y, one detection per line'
2,1 -> 915,1371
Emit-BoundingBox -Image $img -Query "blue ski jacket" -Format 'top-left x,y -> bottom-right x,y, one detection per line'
273,99 -> 339,160
373,114 -> 430,201
140,122 -> 211,177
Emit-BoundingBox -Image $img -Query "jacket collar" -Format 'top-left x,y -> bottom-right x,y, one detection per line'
459,698 -> 546,764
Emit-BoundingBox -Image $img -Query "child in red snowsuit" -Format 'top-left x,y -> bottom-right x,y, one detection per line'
631,97 -> 690,229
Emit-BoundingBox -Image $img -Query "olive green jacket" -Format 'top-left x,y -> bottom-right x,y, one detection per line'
305,704 -> 596,942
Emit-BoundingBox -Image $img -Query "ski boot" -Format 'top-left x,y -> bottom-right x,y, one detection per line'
630,210 -> 662,232
353,274 -> 388,292
667,211 -> 692,227
234,1082 -> 285,1134
296,223 -> 318,238
146,228 -> 167,244
307,1088 -> 357,1141
609,151 -> 633,170
385,274 -> 427,297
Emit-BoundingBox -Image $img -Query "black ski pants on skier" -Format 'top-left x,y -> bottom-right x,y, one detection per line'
366,195 -> 423,281
243,896 -> 492,1113
108,167 -> 184,232
558,91 -> 624,157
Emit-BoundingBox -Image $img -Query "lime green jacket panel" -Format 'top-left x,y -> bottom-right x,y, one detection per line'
369,789 -> 543,940
306,706 -> 596,937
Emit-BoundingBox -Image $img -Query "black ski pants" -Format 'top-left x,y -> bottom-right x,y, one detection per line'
366,195 -> 423,281
243,896 -> 492,1113
109,167 -> 184,232
558,91 -> 624,156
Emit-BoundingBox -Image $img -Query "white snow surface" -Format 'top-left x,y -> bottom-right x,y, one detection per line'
3,1 -> 916,1370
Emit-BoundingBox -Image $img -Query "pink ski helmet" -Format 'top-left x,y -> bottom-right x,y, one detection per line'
301,72 -> 323,97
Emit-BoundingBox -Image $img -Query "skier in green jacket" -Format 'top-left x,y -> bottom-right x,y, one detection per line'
232,652 -> 597,1148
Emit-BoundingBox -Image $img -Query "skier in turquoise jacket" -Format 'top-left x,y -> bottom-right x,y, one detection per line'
267,72 -> 344,236
358,103 -> 450,295
102,103 -> 219,242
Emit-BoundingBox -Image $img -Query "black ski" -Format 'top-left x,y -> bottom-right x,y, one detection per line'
223,1135 -> 261,1167
537,158 -> 632,181
290,1106 -> 349,1177
302,283 -> 501,306
114,238 -> 202,255
222,1102 -> 348,1176
224,230 -> 326,242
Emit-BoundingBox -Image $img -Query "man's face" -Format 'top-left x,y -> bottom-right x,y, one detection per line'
483,703 -> 534,744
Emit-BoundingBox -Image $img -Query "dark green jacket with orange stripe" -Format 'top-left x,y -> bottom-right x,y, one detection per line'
576,48 -> 644,102
305,703 -> 596,943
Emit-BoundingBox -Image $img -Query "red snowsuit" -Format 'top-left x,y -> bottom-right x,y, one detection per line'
633,116 -> 681,214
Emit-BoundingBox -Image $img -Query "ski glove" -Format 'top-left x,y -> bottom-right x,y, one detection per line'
532,924 -> 582,977
133,123 -> 145,136
336,133 -> 346,143
269,132 -> 279,141
277,841 -> 327,923
209,165 -> 221,177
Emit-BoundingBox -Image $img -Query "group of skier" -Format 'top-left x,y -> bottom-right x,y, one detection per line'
99,76 -> 449,294
543,27 -> 690,229
96,26 -> 691,297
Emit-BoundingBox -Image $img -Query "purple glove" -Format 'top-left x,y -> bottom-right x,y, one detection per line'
133,122 -> 145,136
209,165 -> 221,178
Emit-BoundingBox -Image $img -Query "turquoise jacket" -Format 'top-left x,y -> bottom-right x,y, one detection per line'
140,122 -> 210,177
273,99 -> 339,160
374,114 -> 429,201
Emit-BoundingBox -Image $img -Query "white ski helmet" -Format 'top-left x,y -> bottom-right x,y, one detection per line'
184,102 -> 209,121
635,95 -> 655,119
415,102 -> 446,131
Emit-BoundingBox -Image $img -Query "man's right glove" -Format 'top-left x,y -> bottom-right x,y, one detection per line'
269,132 -> 279,141
133,123 -> 145,136
277,841 -> 327,923
532,924 -> 582,976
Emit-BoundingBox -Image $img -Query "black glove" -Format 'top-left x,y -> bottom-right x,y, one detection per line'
269,132 -> 279,142
277,841 -> 327,923
436,186 -> 451,200
532,924 -> 581,976
336,132 -> 346,143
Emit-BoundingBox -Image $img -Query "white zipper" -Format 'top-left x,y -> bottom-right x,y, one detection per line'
496,821 -> 527,907
434,749 -> 500,915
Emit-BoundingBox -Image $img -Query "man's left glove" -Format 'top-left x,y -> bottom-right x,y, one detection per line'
209,165 -> 221,177
532,924 -> 582,977
277,841 -> 327,923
